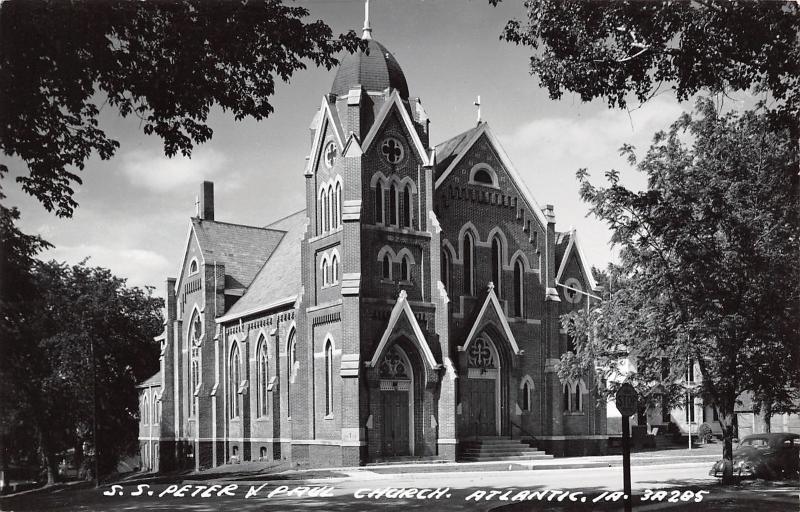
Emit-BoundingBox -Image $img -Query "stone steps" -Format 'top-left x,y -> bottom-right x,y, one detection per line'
458,437 -> 553,462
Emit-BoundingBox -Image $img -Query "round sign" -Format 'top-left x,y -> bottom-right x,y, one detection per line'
615,383 -> 637,417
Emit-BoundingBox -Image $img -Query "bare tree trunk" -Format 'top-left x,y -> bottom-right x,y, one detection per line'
760,401 -> 773,433
38,431 -> 58,486
718,413 -> 736,485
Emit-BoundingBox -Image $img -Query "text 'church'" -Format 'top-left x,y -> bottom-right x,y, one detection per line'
138,7 -> 607,471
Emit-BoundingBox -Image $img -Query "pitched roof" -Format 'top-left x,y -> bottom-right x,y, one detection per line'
218,209 -> 307,321
191,218 -> 285,289
433,123 -> 484,180
555,231 -> 572,268
137,371 -> 161,389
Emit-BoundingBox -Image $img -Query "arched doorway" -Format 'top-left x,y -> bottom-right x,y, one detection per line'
465,335 -> 501,437
378,344 -> 414,456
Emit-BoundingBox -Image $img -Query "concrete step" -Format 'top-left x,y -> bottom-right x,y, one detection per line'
460,454 -> 554,462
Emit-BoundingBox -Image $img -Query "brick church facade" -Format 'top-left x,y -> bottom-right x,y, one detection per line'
138,14 -> 607,472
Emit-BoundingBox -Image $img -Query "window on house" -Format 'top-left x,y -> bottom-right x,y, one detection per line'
152,395 -> 157,426
328,184 -> 334,230
685,397 -> 695,423
375,182 -> 384,225
401,256 -> 410,282
190,348 -> 199,415
189,259 -> 198,274
389,183 -> 397,226
687,359 -> 695,383
325,341 -> 333,416
531,230 -> 538,249
473,169 -> 493,185
574,383 -> 582,412
287,332 -> 296,419
143,396 -> 149,425
331,254 -> 339,284
514,259 -> 524,317
491,236 -> 502,296
402,185 -> 411,228
441,249 -> 450,291
320,190 -> 327,233
463,233 -> 474,295
382,254 -> 391,279
335,181 -> 342,228
230,343 -> 240,419
258,336 -> 268,417
321,256 -> 329,287
563,383 -> 570,412
522,381 -> 531,412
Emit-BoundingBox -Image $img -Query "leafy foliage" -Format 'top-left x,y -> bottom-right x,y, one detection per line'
0,0 -> 361,216
559,99 -> 799,480
493,1 -> 799,125
1,257 -> 164,481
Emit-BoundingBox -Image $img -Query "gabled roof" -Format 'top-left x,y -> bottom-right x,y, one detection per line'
459,283 -> 521,356
367,290 -> 440,369
555,227 -> 599,292
433,123 -> 484,179
137,371 -> 161,389
433,122 -> 548,230
362,90 -> 431,166
216,209 -> 307,323
305,96 -> 346,175
191,218 -> 285,290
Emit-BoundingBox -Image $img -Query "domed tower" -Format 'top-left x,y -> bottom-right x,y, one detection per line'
293,0 -> 452,466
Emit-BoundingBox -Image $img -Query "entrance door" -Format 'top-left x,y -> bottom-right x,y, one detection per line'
468,379 -> 497,436
382,390 -> 410,456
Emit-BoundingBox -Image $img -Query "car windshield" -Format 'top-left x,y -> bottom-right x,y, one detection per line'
739,438 -> 769,448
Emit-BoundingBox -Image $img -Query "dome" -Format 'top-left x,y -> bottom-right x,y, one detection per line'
331,39 -> 409,99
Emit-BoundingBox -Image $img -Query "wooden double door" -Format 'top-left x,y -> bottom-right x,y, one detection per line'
381,389 -> 410,456
466,377 -> 498,436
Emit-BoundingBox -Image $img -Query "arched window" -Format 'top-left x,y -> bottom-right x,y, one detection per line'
473,169 -> 493,184
513,259 -> 524,317
401,256 -> 410,281
143,395 -> 149,425
287,331 -> 296,419
320,189 -> 328,233
328,184 -> 334,230
563,383 -> 571,411
521,381 -> 531,412
152,394 -> 158,426
491,237 -> 502,297
463,233 -> 474,295
257,336 -> 268,417
388,183 -> 397,226
335,181 -> 342,228
229,343 -> 240,419
402,185 -> 411,228
574,383 -> 582,412
331,254 -> 339,284
375,182 -> 384,225
382,254 -> 391,279
325,340 -> 333,416
441,249 -> 450,291
189,259 -> 198,274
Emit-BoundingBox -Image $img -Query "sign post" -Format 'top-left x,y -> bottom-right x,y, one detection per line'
616,383 -> 637,512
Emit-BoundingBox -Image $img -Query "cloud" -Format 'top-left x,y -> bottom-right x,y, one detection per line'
120,147 -> 228,193
40,244 -> 171,291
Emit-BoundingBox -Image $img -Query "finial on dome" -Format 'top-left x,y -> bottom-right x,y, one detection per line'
362,0 -> 372,40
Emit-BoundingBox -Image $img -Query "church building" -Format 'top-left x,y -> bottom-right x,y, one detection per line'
138,6 -> 607,472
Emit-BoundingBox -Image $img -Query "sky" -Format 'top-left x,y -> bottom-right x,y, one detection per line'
5,0 -> 752,297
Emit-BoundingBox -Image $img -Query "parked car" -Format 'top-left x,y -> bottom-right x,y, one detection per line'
709,433 -> 800,480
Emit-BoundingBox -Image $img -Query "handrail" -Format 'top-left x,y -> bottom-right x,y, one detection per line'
509,419 -> 538,445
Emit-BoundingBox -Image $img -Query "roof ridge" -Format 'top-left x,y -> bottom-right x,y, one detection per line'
192,217 -> 271,231
265,208 -> 307,229
434,121 -> 485,148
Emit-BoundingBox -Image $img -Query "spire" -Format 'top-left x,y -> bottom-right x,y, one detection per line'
362,0 -> 372,40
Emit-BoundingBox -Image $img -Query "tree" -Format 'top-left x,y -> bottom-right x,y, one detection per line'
492,1 -> 799,129
1,259 -> 164,483
560,99 -> 800,483
0,0 -> 361,217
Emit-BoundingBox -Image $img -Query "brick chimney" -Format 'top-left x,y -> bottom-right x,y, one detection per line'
199,181 -> 214,221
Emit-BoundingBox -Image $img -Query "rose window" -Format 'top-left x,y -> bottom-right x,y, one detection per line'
381,137 -> 404,165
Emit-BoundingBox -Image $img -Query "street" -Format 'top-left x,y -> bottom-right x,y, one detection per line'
3,462 -> 797,511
